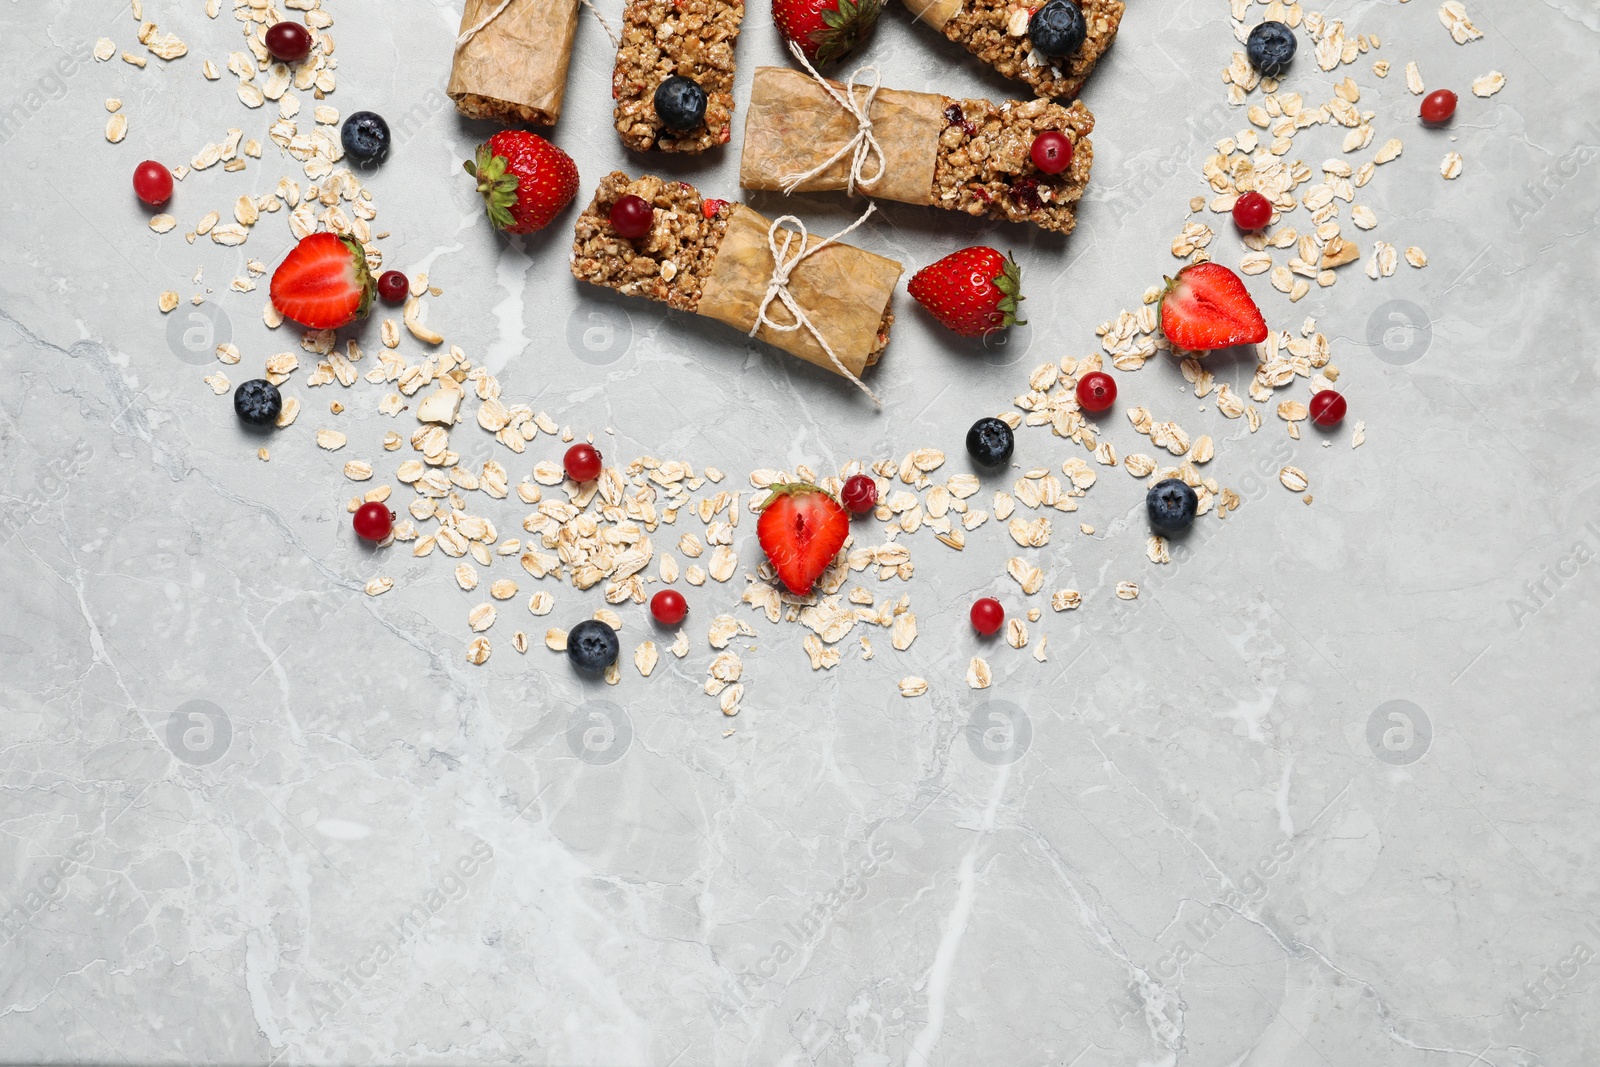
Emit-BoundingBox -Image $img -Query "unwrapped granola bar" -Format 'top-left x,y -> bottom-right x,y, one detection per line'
612,0 -> 745,152
741,67 -> 1094,234
571,173 -> 900,379
901,0 -> 1123,101
448,0 -> 582,126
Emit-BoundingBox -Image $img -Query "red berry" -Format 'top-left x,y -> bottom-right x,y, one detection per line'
701,198 -> 728,219
1420,89 -> 1457,124
377,270 -> 409,304
840,473 -> 878,514
970,598 -> 1005,637
609,194 -> 654,239
1232,190 -> 1273,230
650,589 -> 688,626
1309,389 -> 1347,428
264,21 -> 313,63
133,160 -> 174,207
352,502 -> 393,543
564,443 -> 603,482
1076,371 -> 1117,413
1029,130 -> 1074,175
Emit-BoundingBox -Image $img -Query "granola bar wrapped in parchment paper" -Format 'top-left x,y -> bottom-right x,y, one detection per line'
571,172 -> 900,382
740,67 -> 1095,235
447,0 -> 581,126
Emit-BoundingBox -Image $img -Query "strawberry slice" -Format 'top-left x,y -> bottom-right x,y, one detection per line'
269,232 -> 375,330
756,483 -> 850,596
1159,262 -> 1269,351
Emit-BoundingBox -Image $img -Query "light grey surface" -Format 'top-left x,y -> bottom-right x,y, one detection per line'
3,0 -> 1599,1064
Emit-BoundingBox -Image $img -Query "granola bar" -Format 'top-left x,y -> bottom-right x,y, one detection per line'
612,0 -> 745,153
448,0 -> 581,126
572,172 -> 900,379
902,0 -> 1124,101
935,96 -> 1094,233
740,68 -> 1094,234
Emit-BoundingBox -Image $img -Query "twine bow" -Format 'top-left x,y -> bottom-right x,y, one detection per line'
456,0 -> 618,52
780,40 -> 886,197
750,204 -> 882,406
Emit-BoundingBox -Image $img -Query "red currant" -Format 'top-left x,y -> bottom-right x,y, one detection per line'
377,270 -> 409,304
970,597 -> 1005,636
564,443 -> 603,482
650,589 -> 688,626
264,21 -> 313,63
1029,131 -> 1073,175
1232,190 -> 1273,230
1309,389 -> 1347,428
352,502 -> 393,543
1076,371 -> 1117,413
609,194 -> 654,239
841,473 -> 878,514
133,160 -> 174,207
1420,89 -> 1457,125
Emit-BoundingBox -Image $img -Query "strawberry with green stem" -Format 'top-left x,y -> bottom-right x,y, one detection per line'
774,0 -> 882,65
907,246 -> 1026,338
464,130 -> 579,236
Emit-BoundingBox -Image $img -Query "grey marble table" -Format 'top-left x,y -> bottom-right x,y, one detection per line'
2,0 -> 1598,1063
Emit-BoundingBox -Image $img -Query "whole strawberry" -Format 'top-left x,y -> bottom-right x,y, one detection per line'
774,0 -> 881,65
907,247 -> 1025,338
756,483 -> 850,596
1159,262 -> 1268,350
270,232 -> 375,330
464,131 -> 578,235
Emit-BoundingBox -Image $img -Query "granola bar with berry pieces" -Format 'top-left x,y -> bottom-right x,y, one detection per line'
902,0 -> 1123,101
612,0 -> 744,152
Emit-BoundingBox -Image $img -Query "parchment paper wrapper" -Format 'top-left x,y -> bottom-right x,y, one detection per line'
698,205 -> 902,379
447,0 -> 580,126
901,0 -> 961,30
739,67 -> 947,206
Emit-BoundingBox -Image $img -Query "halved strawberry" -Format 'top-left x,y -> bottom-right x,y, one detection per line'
1159,262 -> 1269,351
269,232 -> 375,330
756,483 -> 850,596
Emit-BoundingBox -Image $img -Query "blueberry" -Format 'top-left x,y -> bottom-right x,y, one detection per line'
1146,478 -> 1198,533
1245,20 -> 1296,77
567,619 -> 620,674
341,111 -> 390,165
966,417 -> 1015,467
1027,0 -> 1086,59
653,76 -> 707,131
233,379 -> 282,426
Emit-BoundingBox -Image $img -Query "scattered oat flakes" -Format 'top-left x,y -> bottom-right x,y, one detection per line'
1472,71 -> 1504,97
365,577 -> 394,596
966,657 -> 992,690
1115,581 -> 1139,601
1280,466 -> 1310,492
1441,152 -> 1463,180
898,677 -> 928,698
